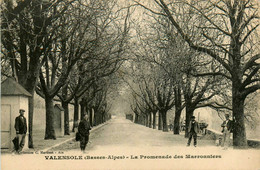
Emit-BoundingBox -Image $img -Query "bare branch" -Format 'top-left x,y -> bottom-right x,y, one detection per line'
156,0 -> 232,73
242,54 -> 260,74
242,84 -> 260,99
133,1 -> 167,17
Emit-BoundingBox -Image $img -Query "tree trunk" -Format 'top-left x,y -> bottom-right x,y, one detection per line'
232,84 -> 247,148
44,96 -> 56,139
140,115 -> 143,125
158,111 -> 162,130
100,112 -> 102,124
102,112 -> 105,123
100,112 -> 103,124
62,101 -> 70,135
99,112 -> 102,124
149,112 -> 152,128
134,113 -> 139,123
173,109 -> 181,135
89,108 -> 93,126
93,109 -> 97,126
152,111 -> 156,129
104,112 -> 107,122
173,86 -> 182,134
28,93 -> 34,148
161,110 -> 168,132
72,98 -> 79,132
80,102 -> 85,120
139,115 -> 142,124
185,106 -> 194,138
145,114 -> 149,127
98,111 -> 102,125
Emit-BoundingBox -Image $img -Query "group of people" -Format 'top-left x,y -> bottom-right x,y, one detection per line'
13,109 -> 233,154
186,114 -> 234,149
77,113 -> 234,151
12,109 -> 92,154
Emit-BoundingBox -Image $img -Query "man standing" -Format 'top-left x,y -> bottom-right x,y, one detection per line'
78,114 -> 91,153
221,114 -> 233,150
14,109 -> 27,154
187,116 -> 199,147
169,124 -> 173,131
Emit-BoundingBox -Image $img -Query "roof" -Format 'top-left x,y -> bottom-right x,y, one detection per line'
54,104 -> 64,111
1,78 -> 32,97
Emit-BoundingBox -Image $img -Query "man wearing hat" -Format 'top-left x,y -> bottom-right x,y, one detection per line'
187,115 -> 199,147
221,113 -> 233,149
78,114 -> 92,153
14,109 -> 27,154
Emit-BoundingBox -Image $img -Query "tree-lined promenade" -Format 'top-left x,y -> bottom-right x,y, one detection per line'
1,0 -> 259,149
1,0 -> 131,147
127,0 -> 260,148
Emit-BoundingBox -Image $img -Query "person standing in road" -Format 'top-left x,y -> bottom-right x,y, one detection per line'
169,124 -> 173,131
78,114 -> 91,153
14,109 -> 27,154
187,116 -> 199,147
221,113 -> 233,150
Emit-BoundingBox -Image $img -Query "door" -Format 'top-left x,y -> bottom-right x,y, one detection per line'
1,104 -> 11,149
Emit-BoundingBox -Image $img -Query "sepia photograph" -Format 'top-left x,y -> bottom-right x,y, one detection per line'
1,0 -> 260,169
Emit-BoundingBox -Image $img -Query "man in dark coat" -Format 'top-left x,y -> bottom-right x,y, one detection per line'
78,114 -> 91,152
14,109 -> 27,153
187,116 -> 199,147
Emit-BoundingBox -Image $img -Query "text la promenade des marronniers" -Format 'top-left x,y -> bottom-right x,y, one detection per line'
44,154 -> 222,160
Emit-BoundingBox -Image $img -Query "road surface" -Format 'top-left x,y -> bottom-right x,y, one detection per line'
2,116 -> 260,170
52,116 -> 214,152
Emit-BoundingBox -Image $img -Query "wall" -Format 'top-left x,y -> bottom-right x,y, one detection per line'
1,96 -> 29,150
33,94 -> 74,131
